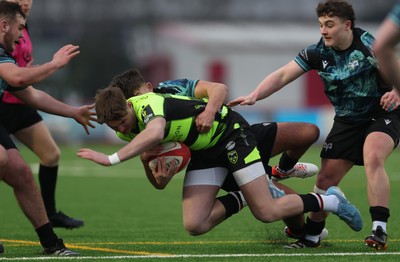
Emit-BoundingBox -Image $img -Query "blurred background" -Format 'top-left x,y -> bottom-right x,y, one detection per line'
24,0 -> 397,144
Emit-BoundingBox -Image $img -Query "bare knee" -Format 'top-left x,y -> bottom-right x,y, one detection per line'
305,123 -> 320,143
364,152 -> 383,173
3,162 -> 35,189
39,147 -> 61,166
250,206 -> 278,223
183,219 -> 209,236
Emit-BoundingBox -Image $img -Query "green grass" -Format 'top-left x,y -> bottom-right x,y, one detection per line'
1,143 -> 400,261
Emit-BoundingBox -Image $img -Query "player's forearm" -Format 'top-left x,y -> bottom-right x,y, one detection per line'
8,61 -> 60,87
253,71 -> 286,101
376,47 -> 400,90
118,129 -> 164,162
205,83 -> 228,112
13,87 -> 77,118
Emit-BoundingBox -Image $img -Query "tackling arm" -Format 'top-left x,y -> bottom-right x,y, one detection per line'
227,60 -> 305,107
12,86 -> 96,134
193,80 -> 228,133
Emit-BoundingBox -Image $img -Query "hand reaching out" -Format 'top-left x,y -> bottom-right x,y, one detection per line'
51,44 -> 80,69
73,104 -> 97,134
77,148 -> 111,166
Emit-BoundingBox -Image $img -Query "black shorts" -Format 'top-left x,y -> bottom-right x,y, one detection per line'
187,114 -> 261,173
0,125 -> 17,149
321,112 -> 400,165
219,122 -> 277,192
0,102 -> 43,134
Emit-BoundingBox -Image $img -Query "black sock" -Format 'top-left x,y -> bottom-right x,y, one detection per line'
217,192 -> 243,219
36,223 -> 58,248
38,165 -> 58,217
299,194 -> 322,213
278,152 -> 297,171
370,206 -> 390,222
304,216 -> 326,236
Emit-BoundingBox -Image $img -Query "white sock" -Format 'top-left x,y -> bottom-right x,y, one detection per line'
304,234 -> 320,243
319,195 -> 340,212
373,221 -> 387,232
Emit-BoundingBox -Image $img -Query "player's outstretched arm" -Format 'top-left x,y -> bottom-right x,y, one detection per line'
0,44 -> 79,87
227,60 -> 304,107
12,86 -> 96,134
78,117 -> 166,166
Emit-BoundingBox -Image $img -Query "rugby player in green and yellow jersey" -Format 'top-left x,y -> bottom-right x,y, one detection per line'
77,86 -> 362,237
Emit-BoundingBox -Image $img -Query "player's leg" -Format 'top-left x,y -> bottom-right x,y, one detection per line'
0,144 -> 7,179
13,115 -> 84,229
271,122 -> 320,158
182,166 -> 246,235
286,158 -> 353,248
0,145 -> 7,254
286,119 -> 366,248
1,125 -> 77,256
363,119 -> 399,251
230,131 -> 361,230
272,122 -> 319,179
252,122 -> 319,180
3,148 -> 50,227
250,122 -> 317,238
1,148 -> 78,256
182,184 -> 227,235
235,163 -> 361,230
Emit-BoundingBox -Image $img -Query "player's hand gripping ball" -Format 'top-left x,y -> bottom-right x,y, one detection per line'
148,142 -> 191,173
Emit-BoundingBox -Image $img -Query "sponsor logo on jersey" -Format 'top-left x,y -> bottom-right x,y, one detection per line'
226,141 -> 236,151
142,105 -> 154,124
172,125 -> 183,140
348,60 -> 359,70
300,49 -> 309,61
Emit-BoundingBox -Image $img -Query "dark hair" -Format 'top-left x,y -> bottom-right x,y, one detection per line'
316,0 -> 355,30
109,69 -> 146,99
0,1 -> 26,22
94,86 -> 128,124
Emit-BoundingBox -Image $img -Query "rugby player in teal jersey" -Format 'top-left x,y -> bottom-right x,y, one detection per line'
228,0 -> 400,250
77,86 -> 362,238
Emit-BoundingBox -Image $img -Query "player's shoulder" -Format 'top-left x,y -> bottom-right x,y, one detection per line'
0,46 -> 14,63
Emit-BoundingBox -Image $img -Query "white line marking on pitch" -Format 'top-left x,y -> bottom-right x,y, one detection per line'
0,252 -> 399,260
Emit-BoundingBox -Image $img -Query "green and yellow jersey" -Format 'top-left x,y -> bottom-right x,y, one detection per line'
117,92 -> 232,151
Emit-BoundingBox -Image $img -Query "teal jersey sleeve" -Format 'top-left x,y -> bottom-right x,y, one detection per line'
0,46 -> 16,95
154,79 -> 199,97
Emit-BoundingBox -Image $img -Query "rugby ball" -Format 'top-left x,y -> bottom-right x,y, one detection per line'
148,142 -> 191,173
